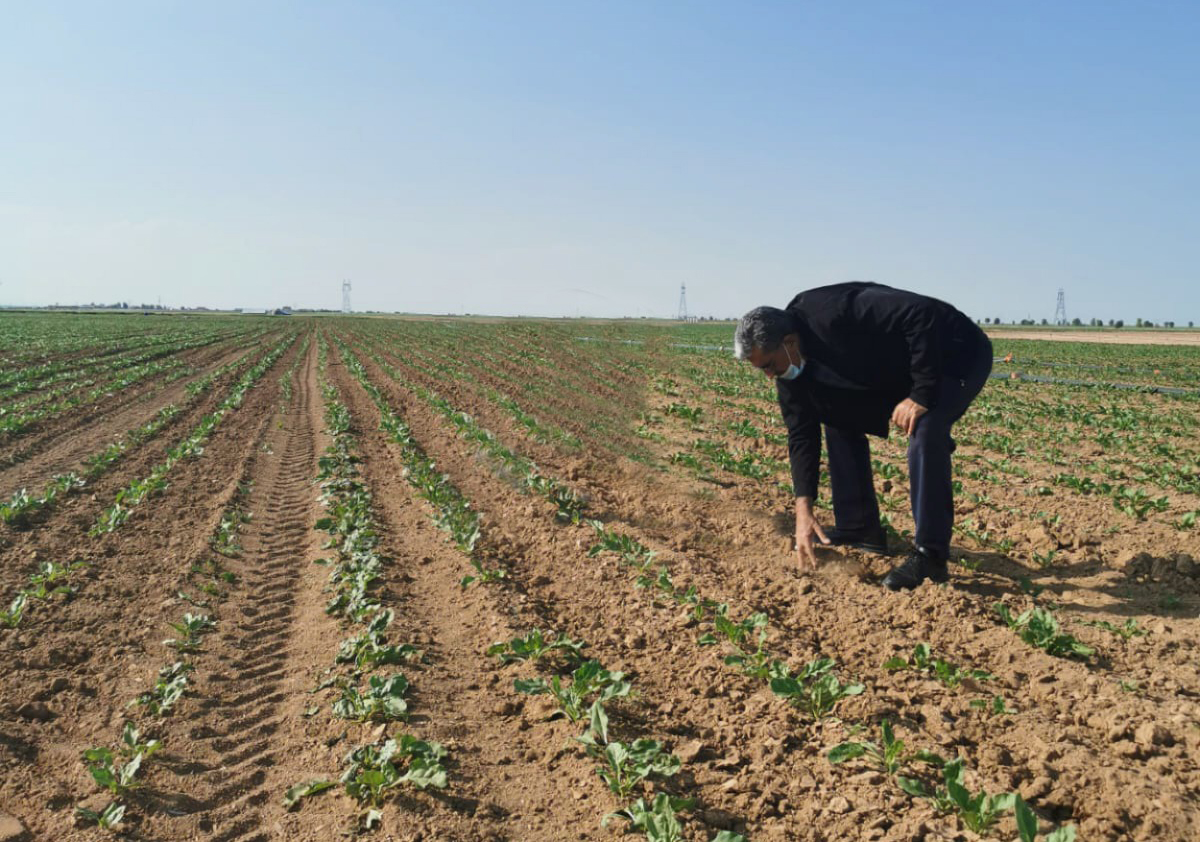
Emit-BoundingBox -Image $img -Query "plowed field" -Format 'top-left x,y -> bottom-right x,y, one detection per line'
2,315 -> 1198,842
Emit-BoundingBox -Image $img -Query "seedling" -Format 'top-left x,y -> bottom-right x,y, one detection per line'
1082,618 -> 1145,640
212,509 -> 251,556
283,779 -> 336,810
335,611 -> 421,670
0,593 -> 27,628
341,735 -> 448,807
969,695 -> 1013,716
515,660 -> 631,722
591,739 -> 682,798
1015,796 -> 1077,841
163,613 -> 215,653
770,657 -> 864,720
460,557 -> 508,589
603,793 -> 695,842
883,643 -> 992,689
82,748 -> 144,796
75,802 -> 125,830
486,629 -> 588,666
132,661 -> 193,716
119,722 -> 162,758
993,603 -> 1094,659
901,757 -> 1015,834
588,522 -> 658,570
25,561 -> 86,599
332,674 -> 410,722
828,719 -> 908,774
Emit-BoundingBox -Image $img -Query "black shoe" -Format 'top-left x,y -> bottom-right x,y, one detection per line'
882,548 -> 949,591
825,524 -> 889,555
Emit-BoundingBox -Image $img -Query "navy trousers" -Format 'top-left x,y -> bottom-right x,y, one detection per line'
825,339 -> 993,558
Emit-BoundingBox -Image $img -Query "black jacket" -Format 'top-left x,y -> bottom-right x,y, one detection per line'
777,282 -> 984,498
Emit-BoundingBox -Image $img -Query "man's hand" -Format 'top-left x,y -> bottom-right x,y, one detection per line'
794,497 -> 830,572
891,398 -> 928,436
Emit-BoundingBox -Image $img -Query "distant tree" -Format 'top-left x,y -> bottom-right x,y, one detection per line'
1190,321 -> 1195,328
1114,320 -> 1124,328
1040,318 -> 1049,325
1136,318 -> 1144,327
1071,317 -> 1083,326
1020,318 -> 1035,325
1165,321 -> 1175,328
995,316 -> 1000,324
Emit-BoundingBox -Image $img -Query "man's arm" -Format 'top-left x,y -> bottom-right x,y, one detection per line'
777,383 -> 828,569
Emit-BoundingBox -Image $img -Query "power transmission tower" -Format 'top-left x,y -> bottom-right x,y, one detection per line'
1054,288 -> 1066,325
677,284 -> 688,321
342,280 -> 352,314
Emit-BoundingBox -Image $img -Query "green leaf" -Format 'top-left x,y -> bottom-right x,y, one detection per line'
589,701 -> 609,744
897,776 -> 928,797
1044,826 -> 1077,842
1015,797 -> 1038,842
283,779 -> 335,810
827,742 -> 867,764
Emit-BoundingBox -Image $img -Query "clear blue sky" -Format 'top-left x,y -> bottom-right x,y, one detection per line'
2,2 -> 1197,321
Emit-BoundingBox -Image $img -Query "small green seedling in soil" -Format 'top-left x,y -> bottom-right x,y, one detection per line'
132,661 -> 193,716
515,660 -> 631,722
969,695 -> 1013,716
0,593 -> 27,628
1017,576 -> 1045,598
283,779 -> 336,811
341,735 -> 448,807
83,748 -> 144,796
993,603 -> 1094,659
460,557 -> 509,589
1016,795 -> 1078,842
901,757 -> 1015,834
603,793 -> 696,842
1083,618 -> 1145,640
828,719 -> 908,774
332,674 -> 410,722
769,657 -> 864,720
486,628 -> 588,666
25,561 -> 86,598
75,802 -> 125,831
163,613 -> 215,653
119,722 -> 162,758
883,643 -> 992,689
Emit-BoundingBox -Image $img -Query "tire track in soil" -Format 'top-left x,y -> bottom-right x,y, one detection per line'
0,336 -> 302,841
148,338 -> 326,842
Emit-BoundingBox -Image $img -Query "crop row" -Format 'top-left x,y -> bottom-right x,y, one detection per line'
72,486 -> 249,832
1,346 -> 263,531
91,334 -> 295,535
283,335 -> 444,833
331,336 -> 756,839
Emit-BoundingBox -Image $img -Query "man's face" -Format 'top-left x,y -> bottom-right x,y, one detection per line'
745,335 -> 801,379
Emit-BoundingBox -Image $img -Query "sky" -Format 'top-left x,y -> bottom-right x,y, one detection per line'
2,2 -> 1198,321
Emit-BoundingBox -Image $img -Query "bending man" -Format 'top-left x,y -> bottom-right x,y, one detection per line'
734,282 -> 992,590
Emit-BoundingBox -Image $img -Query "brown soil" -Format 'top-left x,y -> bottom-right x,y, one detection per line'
1,323 -> 1197,842
0,336 -> 268,490
988,328 -> 1200,346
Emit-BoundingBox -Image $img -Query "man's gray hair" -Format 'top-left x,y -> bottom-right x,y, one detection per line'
733,306 -> 796,360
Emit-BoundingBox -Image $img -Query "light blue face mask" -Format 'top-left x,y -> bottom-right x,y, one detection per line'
779,345 -> 804,380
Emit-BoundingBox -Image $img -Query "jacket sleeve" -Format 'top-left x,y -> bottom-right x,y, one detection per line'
777,381 -> 821,499
847,285 -> 943,409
